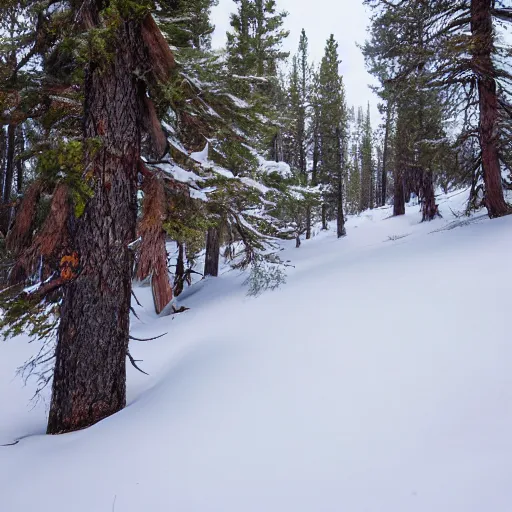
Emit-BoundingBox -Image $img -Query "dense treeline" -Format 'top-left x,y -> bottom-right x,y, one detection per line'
0,0 -> 510,434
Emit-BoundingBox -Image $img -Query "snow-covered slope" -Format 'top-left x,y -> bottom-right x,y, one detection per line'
1,190 -> 512,512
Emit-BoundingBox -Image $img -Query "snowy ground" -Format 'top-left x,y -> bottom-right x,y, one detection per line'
1,190 -> 512,512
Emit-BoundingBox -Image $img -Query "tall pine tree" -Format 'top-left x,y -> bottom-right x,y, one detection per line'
317,35 -> 348,237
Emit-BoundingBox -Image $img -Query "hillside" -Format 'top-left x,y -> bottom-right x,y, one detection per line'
1,190 -> 512,512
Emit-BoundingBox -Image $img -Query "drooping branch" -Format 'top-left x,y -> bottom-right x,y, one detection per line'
5,180 -> 42,255
9,183 -> 70,285
135,172 -> 173,314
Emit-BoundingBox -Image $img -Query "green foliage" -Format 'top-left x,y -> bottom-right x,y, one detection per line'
36,140 -> 93,217
157,0 -> 219,50
0,290 -> 59,342
244,253 -> 286,297
226,0 -> 289,77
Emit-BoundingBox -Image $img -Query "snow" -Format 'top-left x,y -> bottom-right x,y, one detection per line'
156,161 -> 203,184
240,176 -> 270,194
190,142 -> 209,164
258,156 -> 292,178
223,93 -> 250,109
2,190 -> 512,512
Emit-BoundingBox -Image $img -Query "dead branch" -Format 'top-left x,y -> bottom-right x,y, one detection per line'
129,332 -> 167,342
127,350 -> 149,376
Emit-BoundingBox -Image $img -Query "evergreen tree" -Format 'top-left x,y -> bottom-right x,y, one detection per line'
296,28 -> 310,180
158,0 -> 218,50
226,0 -> 289,77
360,103 -> 373,211
283,29 -> 310,182
317,35 -> 347,237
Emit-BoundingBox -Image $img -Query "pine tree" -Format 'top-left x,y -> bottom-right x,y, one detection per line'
44,1 -> 174,433
158,0 -> 218,50
296,28 -> 310,181
379,100 -> 392,206
226,0 -> 253,76
360,103 -> 373,211
284,29 -> 310,182
226,0 -> 289,78
317,35 -> 347,237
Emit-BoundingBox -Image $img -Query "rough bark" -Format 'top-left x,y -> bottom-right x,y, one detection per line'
204,225 -> 220,277
47,4 -> 149,434
471,0 -> 509,218
136,173 -> 172,314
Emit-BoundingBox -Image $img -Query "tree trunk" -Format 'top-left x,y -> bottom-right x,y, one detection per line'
204,225 -> 220,277
337,173 -> 346,237
421,169 -> 439,221
271,129 -> 283,163
393,165 -> 405,216
2,124 -> 15,204
305,205 -> 311,240
312,127 -> 319,187
16,125 -> 24,194
174,241 -> 185,296
321,203 -> 328,230
471,0 -> 509,218
47,5 -> 146,434
0,126 -> 5,199
336,126 -> 346,238
0,123 -> 16,234
381,106 -> 391,206
369,164 -> 374,210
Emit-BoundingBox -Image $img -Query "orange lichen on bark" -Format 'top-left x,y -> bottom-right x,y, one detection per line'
60,252 -> 79,280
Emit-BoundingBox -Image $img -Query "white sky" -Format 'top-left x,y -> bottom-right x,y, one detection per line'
211,0 -> 381,127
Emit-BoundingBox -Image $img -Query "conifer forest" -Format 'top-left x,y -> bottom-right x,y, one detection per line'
0,1 -> 511,510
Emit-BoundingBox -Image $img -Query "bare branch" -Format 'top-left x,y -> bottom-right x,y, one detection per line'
129,332 -> 167,342
127,350 -> 149,376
